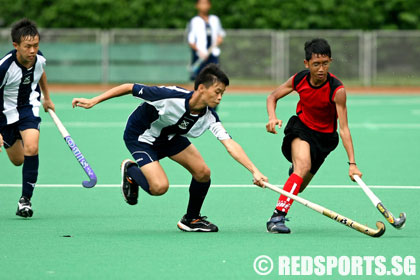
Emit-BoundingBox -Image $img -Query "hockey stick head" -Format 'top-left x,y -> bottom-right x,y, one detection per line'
82,177 -> 97,188
377,203 -> 406,229
393,212 -> 407,229
371,221 -> 386,237
81,162 -> 97,188
64,136 -> 97,188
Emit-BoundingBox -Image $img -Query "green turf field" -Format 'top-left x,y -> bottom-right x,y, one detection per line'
1,92 -> 419,279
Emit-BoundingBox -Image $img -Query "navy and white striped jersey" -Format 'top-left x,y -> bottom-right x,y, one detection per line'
0,49 -> 46,126
125,84 -> 231,145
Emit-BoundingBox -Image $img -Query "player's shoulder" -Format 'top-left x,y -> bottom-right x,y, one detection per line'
292,69 -> 310,88
0,50 -> 15,69
209,15 -> 221,21
208,107 -> 221,122
328,72 -> 344,88
190,16 -> 204,24
37,50 -> 45,58
133,84 -> 192,102
158,85 -> 192,97
36,50 -> 46,63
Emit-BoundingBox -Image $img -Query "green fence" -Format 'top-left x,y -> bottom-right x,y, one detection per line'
2,28 -> 420,85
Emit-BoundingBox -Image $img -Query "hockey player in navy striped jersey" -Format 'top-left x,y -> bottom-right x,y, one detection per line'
72,64 -> 267,232
0,19 -> 55,218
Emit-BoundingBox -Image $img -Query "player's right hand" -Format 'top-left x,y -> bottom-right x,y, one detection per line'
72,98 -> 96,109
266,118 -> 282,134
0,133 -> 3,153
252,170 -> 268,188
349,165 -> 362,182
197,50 -> 209,60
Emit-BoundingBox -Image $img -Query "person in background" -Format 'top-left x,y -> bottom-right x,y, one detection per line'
187,0 -> 225,81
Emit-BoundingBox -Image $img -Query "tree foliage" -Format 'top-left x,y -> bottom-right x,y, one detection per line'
1,0 -> 420,30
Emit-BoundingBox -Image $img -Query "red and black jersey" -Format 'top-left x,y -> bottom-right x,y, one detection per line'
292,70 -> 344,133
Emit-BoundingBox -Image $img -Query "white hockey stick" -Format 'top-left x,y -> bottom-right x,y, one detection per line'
354,175 -> 406,229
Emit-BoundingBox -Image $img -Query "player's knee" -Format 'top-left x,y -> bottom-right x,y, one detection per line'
193,166 -> 211,182
294,162 -> 311,177
24,144 -> 38,156
149,181 -> 169,196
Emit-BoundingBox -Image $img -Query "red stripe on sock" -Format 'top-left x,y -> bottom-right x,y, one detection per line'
275,173 -> 303,213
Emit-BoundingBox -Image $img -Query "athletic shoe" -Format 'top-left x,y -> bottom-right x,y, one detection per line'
267,215 -> 291,233
16,196 -> 33,218
288,164 -> 294,176
177,215 -> 218,232
121,159 -> 139,205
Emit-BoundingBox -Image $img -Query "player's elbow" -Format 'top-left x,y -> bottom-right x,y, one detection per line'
121,83 -> 134,92
266,93 -> 276,103
339,127 -> 349,138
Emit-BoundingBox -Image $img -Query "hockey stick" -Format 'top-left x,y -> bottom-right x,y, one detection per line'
263,182 -> 385,238
189,45 -> 214,74
48,109 -> 97,188
353,175 -> 406,229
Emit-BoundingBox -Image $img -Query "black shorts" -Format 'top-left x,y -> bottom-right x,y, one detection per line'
0,116 -> 41,149
281,115 -> 339,174
124,134 -> 191,168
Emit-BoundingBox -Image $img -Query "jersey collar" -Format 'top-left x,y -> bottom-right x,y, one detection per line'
306,72 -> 330,89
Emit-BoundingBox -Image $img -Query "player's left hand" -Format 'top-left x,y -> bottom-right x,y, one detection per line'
252,170 -> 268,188
266,118 -> 282,134
43,98 -> 55,112
72,98 -> 97,109
349,164 -> 362,182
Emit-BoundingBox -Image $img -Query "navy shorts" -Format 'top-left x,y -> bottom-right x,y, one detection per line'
0,116 -> 41,149
124,135 -> 191,167
281,115 -> 339,174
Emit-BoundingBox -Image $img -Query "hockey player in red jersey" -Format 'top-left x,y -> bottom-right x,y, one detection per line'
265,38 -> 362,233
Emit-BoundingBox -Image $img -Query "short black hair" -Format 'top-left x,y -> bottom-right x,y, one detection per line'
11,18 -> 39,44
194,63 -> 229,90
304,38 -> 331,61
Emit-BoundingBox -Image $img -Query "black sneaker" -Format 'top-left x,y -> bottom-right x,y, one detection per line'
16,196 -> 33,218
288,164 -> 294,176
121,159 -> 139,205
177,215 -> 218,232
267,215 -> 291,233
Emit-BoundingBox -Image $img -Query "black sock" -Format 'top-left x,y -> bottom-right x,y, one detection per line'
272,209 -> 287,218
127,164 -> 151,194
22,155 -> 39,199
185,178 -> 211,219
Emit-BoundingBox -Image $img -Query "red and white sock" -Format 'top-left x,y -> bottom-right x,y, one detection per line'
275,173 -> 303,214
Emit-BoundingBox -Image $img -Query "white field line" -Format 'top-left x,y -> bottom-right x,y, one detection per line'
0,184 -> 419,189
40,121 -> 420,129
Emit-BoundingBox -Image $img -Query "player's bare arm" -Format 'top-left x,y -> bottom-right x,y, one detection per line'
72,83 -> 134,109
334,88 -> 362,181
39,71 -> 55,112
266,76 -> 294,134
220,138 -> 268,187
216,35 -> 223,46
